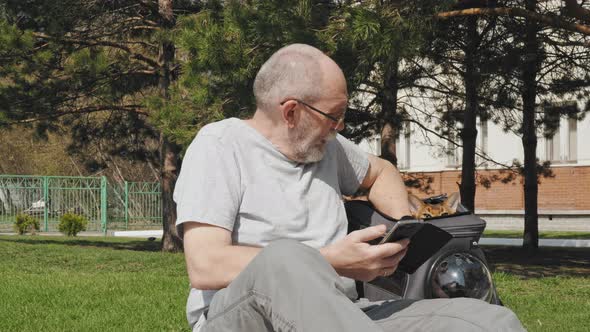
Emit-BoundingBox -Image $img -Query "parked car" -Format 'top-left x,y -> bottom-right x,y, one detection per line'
23,199 -> 59,217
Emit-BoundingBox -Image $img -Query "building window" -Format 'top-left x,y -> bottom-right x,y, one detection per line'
545,127 -> 560,162
443,114 -> 489,168
567,117 -> 577,162
446,120 -> 462,168
544,115 -> 578,163
366,136 -> 381,156
446,140 -> 461,167
396,122 -> 411,169
476,116 -> 488,167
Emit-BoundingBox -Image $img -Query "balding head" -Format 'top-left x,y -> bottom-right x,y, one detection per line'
253,44 -> 342,113
248,44 -> 348,163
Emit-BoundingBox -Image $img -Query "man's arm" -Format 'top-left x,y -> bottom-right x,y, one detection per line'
183,222 -> 261,290
185,221 -> 409,288
360,154 -> 411,219
183,153 -> 412,290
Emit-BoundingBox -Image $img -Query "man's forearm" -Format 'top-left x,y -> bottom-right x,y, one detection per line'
199,245 -> 262,289
195,244 -> 347,289
183,222 -> 264,290
187,244 -> 261,290
367,159 -> 411,219
195,235 -> 405,289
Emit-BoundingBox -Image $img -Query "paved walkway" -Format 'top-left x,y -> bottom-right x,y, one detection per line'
479,237 -> 590,248
482,215 -> 590,232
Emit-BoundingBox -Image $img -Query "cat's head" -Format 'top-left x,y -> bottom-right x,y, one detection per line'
408,192 -> 461,219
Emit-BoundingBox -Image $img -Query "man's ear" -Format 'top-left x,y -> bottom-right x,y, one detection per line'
281,100 -> 298,128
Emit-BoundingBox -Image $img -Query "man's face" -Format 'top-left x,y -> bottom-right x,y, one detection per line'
290,112 -> 336,163
289,96 -> 347,164
286,57 -> 348,164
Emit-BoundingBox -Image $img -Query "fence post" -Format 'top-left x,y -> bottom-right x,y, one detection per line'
101,176 -> 107,235
43,176 -> 49,232
124,181 -> 129,230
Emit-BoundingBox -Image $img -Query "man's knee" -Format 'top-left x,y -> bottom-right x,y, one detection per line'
484,303 -> 524,331
378,298 -> 525,331
246,239 -> 338,285
425,298 -> 525,331
263,239 -> 310,256
426,298 -> 524,331
256,239 -> 326,272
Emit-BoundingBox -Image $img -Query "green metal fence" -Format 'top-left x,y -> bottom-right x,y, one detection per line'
0,175 -> 161,233
108,181 -> 162,230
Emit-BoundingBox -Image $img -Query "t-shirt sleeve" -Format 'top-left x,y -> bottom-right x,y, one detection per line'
174,133 -> 241,237
335,134 -> 370,196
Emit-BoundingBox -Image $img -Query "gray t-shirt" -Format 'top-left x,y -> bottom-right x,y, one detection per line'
174,118 -> 369,329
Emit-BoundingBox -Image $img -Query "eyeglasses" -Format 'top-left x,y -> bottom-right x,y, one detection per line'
280,99 -> 346,125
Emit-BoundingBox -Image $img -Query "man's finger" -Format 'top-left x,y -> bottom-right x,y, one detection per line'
380,247 -> 408,268
370,238 -> 410,258
349,224 -> 387,242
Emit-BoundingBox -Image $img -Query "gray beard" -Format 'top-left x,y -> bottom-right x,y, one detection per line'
293,142 -> 325,164
289,121 -> 336,164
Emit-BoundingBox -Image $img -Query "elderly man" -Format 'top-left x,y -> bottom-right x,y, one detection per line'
175,44 -> 524,332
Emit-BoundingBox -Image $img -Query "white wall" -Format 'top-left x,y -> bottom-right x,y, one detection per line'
578,115 -> 590,165
356,115 -> 590,171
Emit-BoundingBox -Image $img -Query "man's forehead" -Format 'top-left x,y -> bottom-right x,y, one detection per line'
321,95 -> 348,114
323,90 -> 348,104
314,55 -> 348,108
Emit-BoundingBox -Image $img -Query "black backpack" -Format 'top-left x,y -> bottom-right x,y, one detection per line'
345,200 -> 502,305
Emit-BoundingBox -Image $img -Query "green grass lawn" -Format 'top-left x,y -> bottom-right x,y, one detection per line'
0,235 -> 190,332
494,273 -> 590,331
483,245 -> 590,331
1,235 -> 589,331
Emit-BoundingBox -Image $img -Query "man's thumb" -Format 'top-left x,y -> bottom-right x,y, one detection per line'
351,225 -> 387,242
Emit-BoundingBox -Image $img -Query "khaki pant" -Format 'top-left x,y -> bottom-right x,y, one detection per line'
202,240 -> 525,332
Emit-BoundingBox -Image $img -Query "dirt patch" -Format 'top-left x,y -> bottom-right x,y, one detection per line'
483,245 -> 590,279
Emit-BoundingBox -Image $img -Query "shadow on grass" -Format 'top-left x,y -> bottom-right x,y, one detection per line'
0,236 -> 163,252
483,245 -> 590,279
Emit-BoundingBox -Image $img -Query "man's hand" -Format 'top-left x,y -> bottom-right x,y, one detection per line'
320,224 -> 409,281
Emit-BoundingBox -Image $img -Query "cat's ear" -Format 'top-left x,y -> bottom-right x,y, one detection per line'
446,192 -> 461,211
408,193 -> 424,215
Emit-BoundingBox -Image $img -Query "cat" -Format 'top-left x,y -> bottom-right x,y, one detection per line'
408,192 -> 461,219
344,191 -> 461,219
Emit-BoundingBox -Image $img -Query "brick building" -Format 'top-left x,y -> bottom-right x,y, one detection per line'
356,115 -> 590,231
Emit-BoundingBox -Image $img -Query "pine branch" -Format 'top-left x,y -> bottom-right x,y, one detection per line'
32,32 -> 160,69
7,105 -> 147,124
564,0 -> 590,24
436,7 -> 590,36
406,118 -> 517,170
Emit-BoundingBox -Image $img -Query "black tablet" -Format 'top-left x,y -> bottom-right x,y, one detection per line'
377,220 -> 453,274
378,219 -> 424,244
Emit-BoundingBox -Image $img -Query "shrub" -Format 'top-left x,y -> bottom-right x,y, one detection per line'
14,214 -> 40,235
58,213 -> 88,236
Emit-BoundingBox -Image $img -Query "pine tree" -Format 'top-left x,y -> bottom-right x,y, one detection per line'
0,0 -> 203,251
322,1 -> 445,166
438,0 -> 590,252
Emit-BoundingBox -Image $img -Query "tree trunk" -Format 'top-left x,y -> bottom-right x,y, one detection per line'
380,60 -> 400,166
161,136 -> 183,252
521,0 -> 539,253
158,0 -> 183,252
460,16 -> 479,212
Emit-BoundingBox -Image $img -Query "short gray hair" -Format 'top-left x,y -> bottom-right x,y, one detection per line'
253,44 -> 325,112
